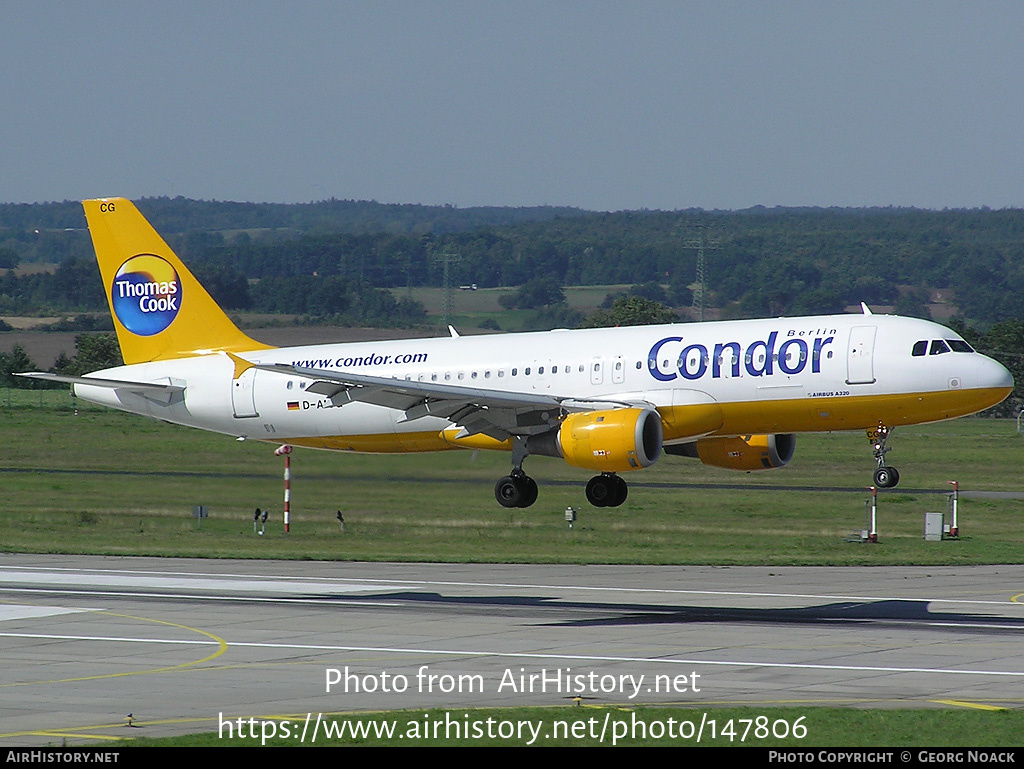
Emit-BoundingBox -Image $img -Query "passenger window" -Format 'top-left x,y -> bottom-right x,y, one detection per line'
511,368 -> 517,376
525,367 -> 531,375
635,361 -> 642,369
912,341 -> 927,357
930,340 -> 951,355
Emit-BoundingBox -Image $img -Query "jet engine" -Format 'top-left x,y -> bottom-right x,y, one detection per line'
666,433 -> 796,471
529,407 -> 663,473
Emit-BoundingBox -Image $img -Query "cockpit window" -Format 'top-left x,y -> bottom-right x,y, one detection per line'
912,341 -> 927,357
929,340 -> 951,355
947,339 -> 974,353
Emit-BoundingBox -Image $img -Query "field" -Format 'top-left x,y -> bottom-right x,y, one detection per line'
403,284 -> 633,331
2,389 -> 1023,565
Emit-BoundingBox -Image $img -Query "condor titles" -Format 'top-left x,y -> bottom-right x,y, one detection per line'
648,328 -> 837,382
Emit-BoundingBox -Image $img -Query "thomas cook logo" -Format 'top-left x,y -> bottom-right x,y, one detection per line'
111,254 -> 181,336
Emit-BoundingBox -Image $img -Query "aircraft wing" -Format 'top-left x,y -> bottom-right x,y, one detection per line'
247,360 -> 644,440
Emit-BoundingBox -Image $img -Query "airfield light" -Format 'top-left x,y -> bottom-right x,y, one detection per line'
867,486 -> 878,543
948,481 -> 959,538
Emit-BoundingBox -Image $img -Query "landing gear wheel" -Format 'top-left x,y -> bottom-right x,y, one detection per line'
612,475 -> 628,507
586,474 -> 624,507
873,466 -> 900,489
495,476 -> 522,508
522,476 -> 538,508
494,474 -> 538,508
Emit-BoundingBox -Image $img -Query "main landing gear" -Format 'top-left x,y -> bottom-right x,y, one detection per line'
585,473 -> 628,507
492,437 -> 630,508
869,423 -> 900,489
495,436 -> 539,508
494,472 -> 539,508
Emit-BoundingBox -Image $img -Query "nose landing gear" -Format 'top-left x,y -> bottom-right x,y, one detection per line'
869,423 -> 900,488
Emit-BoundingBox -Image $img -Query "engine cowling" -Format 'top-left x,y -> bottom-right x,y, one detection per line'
545,407 -> 663,473
668,434 -> 796,471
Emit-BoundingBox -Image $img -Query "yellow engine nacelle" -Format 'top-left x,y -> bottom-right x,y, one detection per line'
679,434 -> 796,471
554,407 -> 663,473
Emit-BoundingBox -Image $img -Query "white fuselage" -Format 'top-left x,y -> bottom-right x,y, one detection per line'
73,313 -> 1013,455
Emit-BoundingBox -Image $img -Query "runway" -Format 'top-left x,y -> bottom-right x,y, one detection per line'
1,554 -> 1024,745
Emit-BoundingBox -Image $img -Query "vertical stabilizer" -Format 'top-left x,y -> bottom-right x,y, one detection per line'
83,198 -> 273,364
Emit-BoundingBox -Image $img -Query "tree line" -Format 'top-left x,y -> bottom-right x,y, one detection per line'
4,201 -> 1024,325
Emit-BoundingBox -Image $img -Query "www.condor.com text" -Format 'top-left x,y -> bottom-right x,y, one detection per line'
218,711 -> 807,746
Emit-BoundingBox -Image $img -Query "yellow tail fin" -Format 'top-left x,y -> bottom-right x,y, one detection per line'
84,198 -> 274,364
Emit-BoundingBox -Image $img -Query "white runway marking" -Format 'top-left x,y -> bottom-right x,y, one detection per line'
4,565 -> 1023,607
0,569 -> 411,595
0,606 -> 97,622
2,630 -> 1023,679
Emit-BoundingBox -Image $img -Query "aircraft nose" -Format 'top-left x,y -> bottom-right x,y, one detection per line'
987,356 -> 1011,391
981,355 -> 1013,391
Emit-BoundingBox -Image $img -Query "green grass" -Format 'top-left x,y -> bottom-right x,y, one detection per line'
2,393 -> 1023,565
114,706 -> 1024,747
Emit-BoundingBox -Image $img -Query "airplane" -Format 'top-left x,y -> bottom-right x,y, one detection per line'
19,198 -> 1014,508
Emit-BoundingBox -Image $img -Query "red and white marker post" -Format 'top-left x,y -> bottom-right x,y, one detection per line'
274,444 -> 293,532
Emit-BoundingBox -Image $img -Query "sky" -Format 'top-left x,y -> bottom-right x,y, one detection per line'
1,1 -> 1022,210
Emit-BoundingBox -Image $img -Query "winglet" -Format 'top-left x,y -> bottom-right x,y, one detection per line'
448,325 -> 460,338
860,302 -> 873,315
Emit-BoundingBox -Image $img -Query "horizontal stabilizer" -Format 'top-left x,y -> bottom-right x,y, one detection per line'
15,372 -> 185,393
